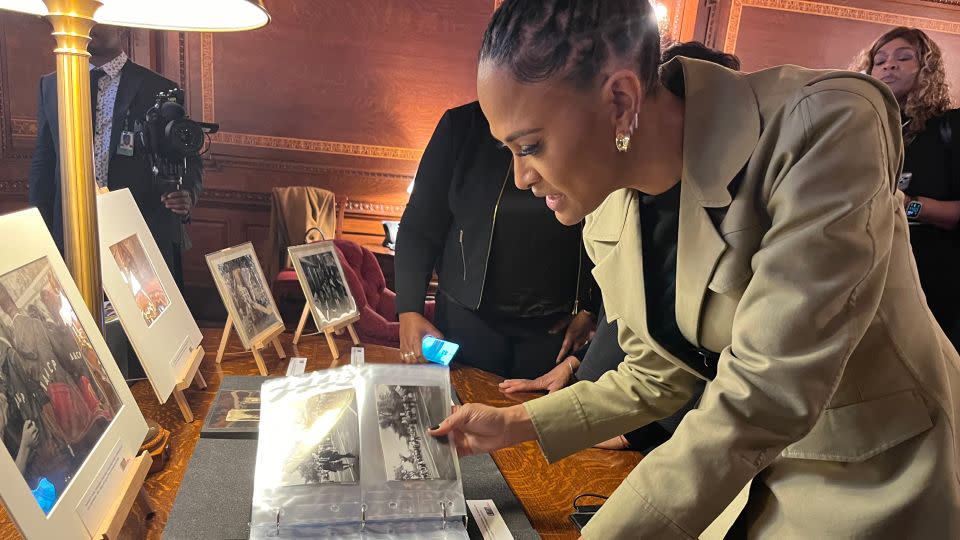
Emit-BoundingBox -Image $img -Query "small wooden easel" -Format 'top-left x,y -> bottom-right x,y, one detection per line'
292,303 -> 360,359
215,315 -> 287,376
170,346 -> 207,423
94,451 -> 154,539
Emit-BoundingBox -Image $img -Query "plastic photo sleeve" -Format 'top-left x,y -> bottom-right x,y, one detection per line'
250,367 -> 363,535
358,364 -> 465,527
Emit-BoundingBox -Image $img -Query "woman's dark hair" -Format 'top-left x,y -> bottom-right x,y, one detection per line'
661,41 -> 741,71
480,0 -> 662,93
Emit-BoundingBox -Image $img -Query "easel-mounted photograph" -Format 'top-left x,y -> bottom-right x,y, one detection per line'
0,209 -> 149,540
98,189 -> 207,423
207,242 -> 283,349
288,242 -> 361,358
289,242 -> 358,329
206,243 -> 287,376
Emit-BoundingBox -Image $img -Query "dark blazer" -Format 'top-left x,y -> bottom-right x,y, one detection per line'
28,61 -> 202,256
395,101 -> 595,316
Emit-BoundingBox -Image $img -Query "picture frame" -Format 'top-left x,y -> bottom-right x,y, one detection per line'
97,189 -> 204,405
205,242 -> 284,350
0,208 -> 148,539
288,241 -> 359,331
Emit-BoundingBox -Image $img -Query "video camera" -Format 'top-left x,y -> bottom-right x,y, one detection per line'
136,88 -> 218,193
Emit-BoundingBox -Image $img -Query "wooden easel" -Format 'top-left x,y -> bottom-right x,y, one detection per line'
95,451 -> 154,540
170,346 -> 207,423
292,303 -> 360,359
215,315 -> 287,376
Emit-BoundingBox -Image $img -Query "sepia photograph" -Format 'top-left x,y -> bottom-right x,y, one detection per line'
279,389 -> 360,486
290,243 -> 357,328
0,257 -> 122,514
206,390 -> 261,430
208,246 -> 282,347
108,234 -> 171,328
375,385 -> 457,482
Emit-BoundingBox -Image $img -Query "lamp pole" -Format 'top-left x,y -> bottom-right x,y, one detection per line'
44,0 -> 104,325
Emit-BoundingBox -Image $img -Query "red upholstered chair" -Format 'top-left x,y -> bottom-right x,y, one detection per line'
332,239 -> 434,347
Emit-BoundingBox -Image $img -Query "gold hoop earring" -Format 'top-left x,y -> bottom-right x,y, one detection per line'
615,132 -> 631,153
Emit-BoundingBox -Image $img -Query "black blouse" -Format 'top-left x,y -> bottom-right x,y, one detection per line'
901,109 -> 960,328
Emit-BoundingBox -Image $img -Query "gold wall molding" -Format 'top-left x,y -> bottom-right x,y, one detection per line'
724,0 -> 960,53
198,33 -> 422,162
213,131 -> 423,161
200,32 -> 215,124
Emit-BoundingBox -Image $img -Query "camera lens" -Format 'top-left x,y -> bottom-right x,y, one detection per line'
164,119 -> 204,155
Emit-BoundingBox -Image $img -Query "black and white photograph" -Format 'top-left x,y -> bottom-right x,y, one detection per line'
207,244 -> 283,347
0,257 -> 122,514
290,242 -> 358,328
280,388 -> 360,486
375,385 -> 457,482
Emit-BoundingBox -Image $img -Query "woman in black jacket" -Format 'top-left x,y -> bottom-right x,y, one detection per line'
395,101 -> 596,379
857,27 -> 960,347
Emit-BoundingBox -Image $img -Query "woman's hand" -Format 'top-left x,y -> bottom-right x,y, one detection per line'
399,312 -> 443,363
499,357 -> 579,394
428,403 -> 537,456
550,311 -> 596,363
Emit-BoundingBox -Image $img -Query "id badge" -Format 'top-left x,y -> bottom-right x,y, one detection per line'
117,130 -> 135,156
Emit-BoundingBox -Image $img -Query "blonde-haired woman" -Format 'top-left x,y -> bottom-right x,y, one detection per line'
856,27 -> 960,346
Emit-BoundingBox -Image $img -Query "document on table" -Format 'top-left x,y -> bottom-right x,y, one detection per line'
467,499 -> 514,540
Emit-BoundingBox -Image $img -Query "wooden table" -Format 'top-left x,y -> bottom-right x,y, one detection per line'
0,328 -> 640,539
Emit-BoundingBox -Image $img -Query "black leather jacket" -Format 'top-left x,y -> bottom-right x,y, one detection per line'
395,102 -> 596,316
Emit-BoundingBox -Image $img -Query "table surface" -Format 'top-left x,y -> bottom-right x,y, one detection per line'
0,328 -> 641,540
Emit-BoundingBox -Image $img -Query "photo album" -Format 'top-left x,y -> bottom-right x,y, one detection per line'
250,364 -> 467,539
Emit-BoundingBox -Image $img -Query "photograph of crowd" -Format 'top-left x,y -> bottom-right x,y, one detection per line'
293,244 -> 357,327
281,389 -> 360,486
375,385 -> 457,482
0,257 -> 121,514
213,251 -> 280,345
108,234 -> 171,328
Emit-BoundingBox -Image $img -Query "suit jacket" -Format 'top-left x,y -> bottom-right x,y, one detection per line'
524,58 -> 960,538
28,61 -> 202,255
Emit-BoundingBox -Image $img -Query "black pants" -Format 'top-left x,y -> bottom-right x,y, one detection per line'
434,293 -> 564,380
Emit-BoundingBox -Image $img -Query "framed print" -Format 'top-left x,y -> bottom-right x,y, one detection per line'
0,208 -> 147,539
97,189 -> 203,403
202,389 -> 261,439
288,242 -> 358,330
205,242 -> 284,350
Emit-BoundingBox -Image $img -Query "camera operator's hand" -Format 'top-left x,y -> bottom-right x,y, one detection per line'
162,190 -> 193,215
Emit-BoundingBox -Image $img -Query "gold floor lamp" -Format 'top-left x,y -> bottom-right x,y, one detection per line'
0,0 -> 270,324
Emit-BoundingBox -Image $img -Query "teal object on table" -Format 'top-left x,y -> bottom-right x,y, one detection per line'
422,336 -> 459,366
32,477 -> 56,514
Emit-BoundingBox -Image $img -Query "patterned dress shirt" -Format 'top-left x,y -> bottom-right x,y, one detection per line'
91,51 -> 128,189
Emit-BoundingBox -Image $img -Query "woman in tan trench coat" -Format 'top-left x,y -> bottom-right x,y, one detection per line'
430,1 -> 960,538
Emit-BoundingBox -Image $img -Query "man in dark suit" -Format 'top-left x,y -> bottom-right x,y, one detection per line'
28,25 -> 202,286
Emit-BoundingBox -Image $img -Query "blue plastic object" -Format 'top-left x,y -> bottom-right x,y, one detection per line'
421,336 -> 460,366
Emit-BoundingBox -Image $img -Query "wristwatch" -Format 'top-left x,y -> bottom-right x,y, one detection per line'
906,197 -> 923,220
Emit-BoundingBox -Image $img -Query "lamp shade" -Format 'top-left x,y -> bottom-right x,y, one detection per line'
0,0 -> 270,31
